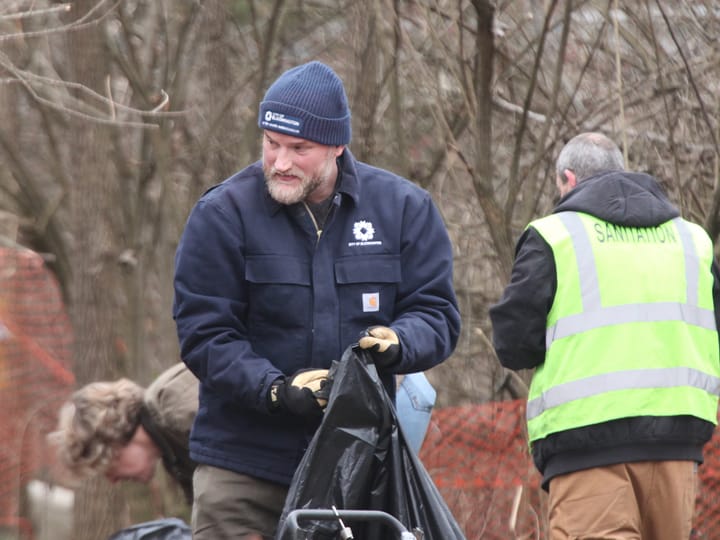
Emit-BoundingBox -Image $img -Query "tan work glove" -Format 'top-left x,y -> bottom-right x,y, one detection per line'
358,326 -> 401,369
268,368 -> 329,417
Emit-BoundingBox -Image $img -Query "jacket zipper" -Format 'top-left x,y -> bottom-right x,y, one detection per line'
303,201 -> 323,245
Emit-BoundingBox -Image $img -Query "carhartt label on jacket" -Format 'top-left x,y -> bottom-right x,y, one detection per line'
363,293 -> 380,312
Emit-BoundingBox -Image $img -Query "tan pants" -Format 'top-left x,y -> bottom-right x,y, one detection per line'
192,464 -> 288,540
547,461 -> 696,540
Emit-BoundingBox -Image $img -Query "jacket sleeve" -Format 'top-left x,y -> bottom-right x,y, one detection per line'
390,193 -> 461,373
489,227 -> 556,371
712,260 -> 720,351
172,196 -> 283,412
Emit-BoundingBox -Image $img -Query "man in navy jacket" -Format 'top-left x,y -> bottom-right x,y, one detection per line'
173,60 -> 460,540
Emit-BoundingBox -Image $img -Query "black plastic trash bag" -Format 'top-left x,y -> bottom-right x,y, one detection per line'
107,518 -> 191,540
276,345 -> 466,540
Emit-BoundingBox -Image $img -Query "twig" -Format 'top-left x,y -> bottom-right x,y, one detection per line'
612,0 -> 629,164
0,3 -> 72,21
105,75 -> 116,120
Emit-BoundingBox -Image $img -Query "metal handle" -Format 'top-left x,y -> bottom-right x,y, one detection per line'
332,505 -> 353,539
280,508 -> 417,539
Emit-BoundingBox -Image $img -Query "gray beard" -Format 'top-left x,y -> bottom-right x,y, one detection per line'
265,174 -> 322,205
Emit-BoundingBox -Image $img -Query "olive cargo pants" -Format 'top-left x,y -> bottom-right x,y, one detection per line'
192,464 -> 288,540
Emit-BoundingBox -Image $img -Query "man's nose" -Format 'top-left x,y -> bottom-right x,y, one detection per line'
274,148 -> 292,172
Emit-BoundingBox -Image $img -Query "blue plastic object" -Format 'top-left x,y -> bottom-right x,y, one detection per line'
396,372 -> 437,453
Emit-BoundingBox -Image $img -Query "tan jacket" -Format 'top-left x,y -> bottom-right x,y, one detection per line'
142,362 -> 198,502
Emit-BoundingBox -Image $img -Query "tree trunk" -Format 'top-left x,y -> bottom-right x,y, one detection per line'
470,1 -> 515,280
66,1 -> 128,537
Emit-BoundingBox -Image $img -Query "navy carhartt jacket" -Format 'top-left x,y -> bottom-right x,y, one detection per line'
173,149 -> 460,485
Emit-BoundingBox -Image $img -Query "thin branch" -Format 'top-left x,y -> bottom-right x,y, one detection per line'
613,0 -> 629,163
105,75 -> 116,120
654,0 -> 718,154
0,3 -> 72,21
151,90 -> 169,113
0,0 -> 123,42
3,76 -> 160,129
506,0 -> 558,202
4,61 -> 187,117
0,52 -> 186,129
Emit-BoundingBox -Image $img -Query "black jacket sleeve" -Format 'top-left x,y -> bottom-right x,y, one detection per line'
712,260 -> 720,351
489,228 -> 556,371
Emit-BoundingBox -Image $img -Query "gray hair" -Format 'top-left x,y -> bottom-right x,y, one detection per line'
556,132 -> 625,181
49,378 -> 145,478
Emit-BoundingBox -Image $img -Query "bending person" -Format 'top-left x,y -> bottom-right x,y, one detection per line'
51,362 -> 198,504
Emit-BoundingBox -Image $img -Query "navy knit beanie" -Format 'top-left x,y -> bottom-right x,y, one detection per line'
258,61 -> 352,146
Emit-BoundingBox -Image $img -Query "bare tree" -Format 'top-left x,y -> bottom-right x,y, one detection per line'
2,1 -> 720,536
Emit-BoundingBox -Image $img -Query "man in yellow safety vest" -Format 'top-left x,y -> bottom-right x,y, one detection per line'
490,132 -> 720,539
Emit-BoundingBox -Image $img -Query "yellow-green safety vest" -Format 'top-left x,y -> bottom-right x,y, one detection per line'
527,211 -> 720,444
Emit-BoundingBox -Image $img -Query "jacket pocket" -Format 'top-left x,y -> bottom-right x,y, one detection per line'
245,255 -> 311,368
335,254 -> 401,341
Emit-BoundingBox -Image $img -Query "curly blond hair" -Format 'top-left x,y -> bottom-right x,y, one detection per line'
50,378 -> 145,478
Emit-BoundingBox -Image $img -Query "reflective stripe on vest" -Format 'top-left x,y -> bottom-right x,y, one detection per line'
526,212 -> 720,440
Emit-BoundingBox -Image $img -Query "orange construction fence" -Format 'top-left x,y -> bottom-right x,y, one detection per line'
0,247 -> 75,538
420,400 -> 720,539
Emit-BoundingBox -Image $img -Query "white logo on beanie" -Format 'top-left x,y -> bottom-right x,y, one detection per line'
260,110 -> 303,135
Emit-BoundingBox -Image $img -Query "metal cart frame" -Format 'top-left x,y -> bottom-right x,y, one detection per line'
279,508 -> 420,540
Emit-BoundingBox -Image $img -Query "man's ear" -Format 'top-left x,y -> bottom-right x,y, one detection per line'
563,169 -> 577,188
